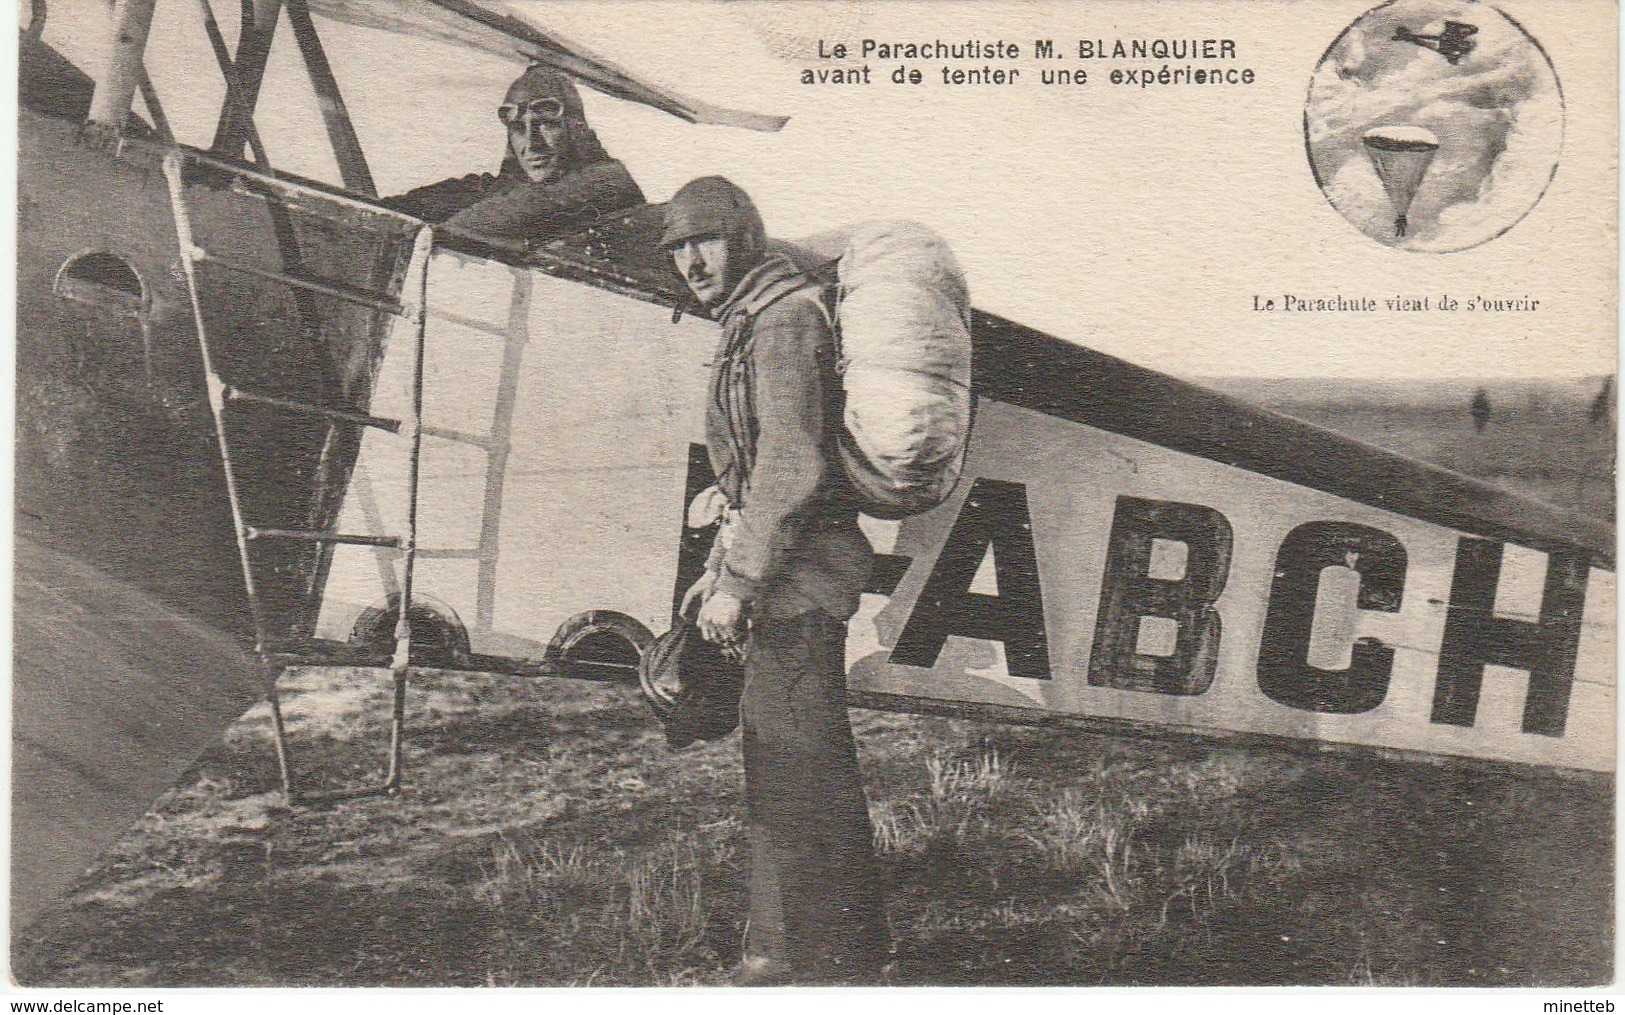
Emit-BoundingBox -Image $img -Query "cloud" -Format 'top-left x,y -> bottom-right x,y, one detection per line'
1306,0 -> 1561,250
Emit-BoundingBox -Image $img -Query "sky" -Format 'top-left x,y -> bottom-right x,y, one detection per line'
29,0 -> 1618,379
1306,0 -> 1564,252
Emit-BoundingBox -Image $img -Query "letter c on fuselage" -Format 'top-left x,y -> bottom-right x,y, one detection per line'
1257,521 -> 1406,714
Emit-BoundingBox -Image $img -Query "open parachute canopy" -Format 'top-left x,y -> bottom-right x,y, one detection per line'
305,0 -> 788,131
1361,125 -> 1439,238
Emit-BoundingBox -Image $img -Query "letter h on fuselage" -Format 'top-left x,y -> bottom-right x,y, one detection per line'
1430,537 -> 1589,738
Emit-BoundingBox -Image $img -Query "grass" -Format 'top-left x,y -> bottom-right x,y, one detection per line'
10,673 -> 1614,986
12,382 -> 1615,987
476,829 -> 723,986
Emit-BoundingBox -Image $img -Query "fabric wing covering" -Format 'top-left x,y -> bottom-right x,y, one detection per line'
305,0 -> 788,131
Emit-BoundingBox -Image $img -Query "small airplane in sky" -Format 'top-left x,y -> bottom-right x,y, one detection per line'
1393,21 -> 1479,65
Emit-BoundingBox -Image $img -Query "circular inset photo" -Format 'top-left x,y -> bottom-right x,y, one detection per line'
1305,0 -> 1562,252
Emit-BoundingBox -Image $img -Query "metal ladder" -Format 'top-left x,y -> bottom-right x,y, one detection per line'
162,149 -> 432,803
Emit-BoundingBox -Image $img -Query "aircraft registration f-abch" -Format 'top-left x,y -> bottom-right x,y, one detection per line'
12,0 -> 1614,937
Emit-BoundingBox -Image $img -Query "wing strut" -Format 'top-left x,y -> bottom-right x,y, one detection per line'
211,0 -> 281,159
286,0 -> 378,197
192,0 -> 273,166
87,0 -> 157,129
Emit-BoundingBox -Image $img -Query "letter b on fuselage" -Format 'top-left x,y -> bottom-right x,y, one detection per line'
1089,496 -> 1232,694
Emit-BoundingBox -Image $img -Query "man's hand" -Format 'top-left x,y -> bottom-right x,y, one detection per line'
679,570 -> 718,619
696,590 -> 748,659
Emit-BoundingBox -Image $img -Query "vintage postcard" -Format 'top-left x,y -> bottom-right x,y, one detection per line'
10,0 -> 1616,995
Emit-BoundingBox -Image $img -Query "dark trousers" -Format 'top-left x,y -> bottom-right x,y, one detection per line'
741,611 -> 889,981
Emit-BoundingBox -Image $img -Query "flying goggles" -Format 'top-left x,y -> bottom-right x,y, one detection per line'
498,97 -> 568,126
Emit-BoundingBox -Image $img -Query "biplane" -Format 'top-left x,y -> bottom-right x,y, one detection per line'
13,0 -> 1614,938
1393,21 -> 1478,65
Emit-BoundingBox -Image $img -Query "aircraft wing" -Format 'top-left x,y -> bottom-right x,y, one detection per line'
304,0 -> 789,131
12,540 -> 267,935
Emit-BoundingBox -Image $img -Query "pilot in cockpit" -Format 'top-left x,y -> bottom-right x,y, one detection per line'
385,64 -> 644,244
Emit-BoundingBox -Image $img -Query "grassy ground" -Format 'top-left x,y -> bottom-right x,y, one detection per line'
12,379 -> 1615,987
12,667 -> 1613,987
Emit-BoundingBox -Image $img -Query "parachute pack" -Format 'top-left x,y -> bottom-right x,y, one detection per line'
799,221 -> 975,519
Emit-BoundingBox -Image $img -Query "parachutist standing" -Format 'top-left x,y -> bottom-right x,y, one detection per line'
663,177 -> 889,986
